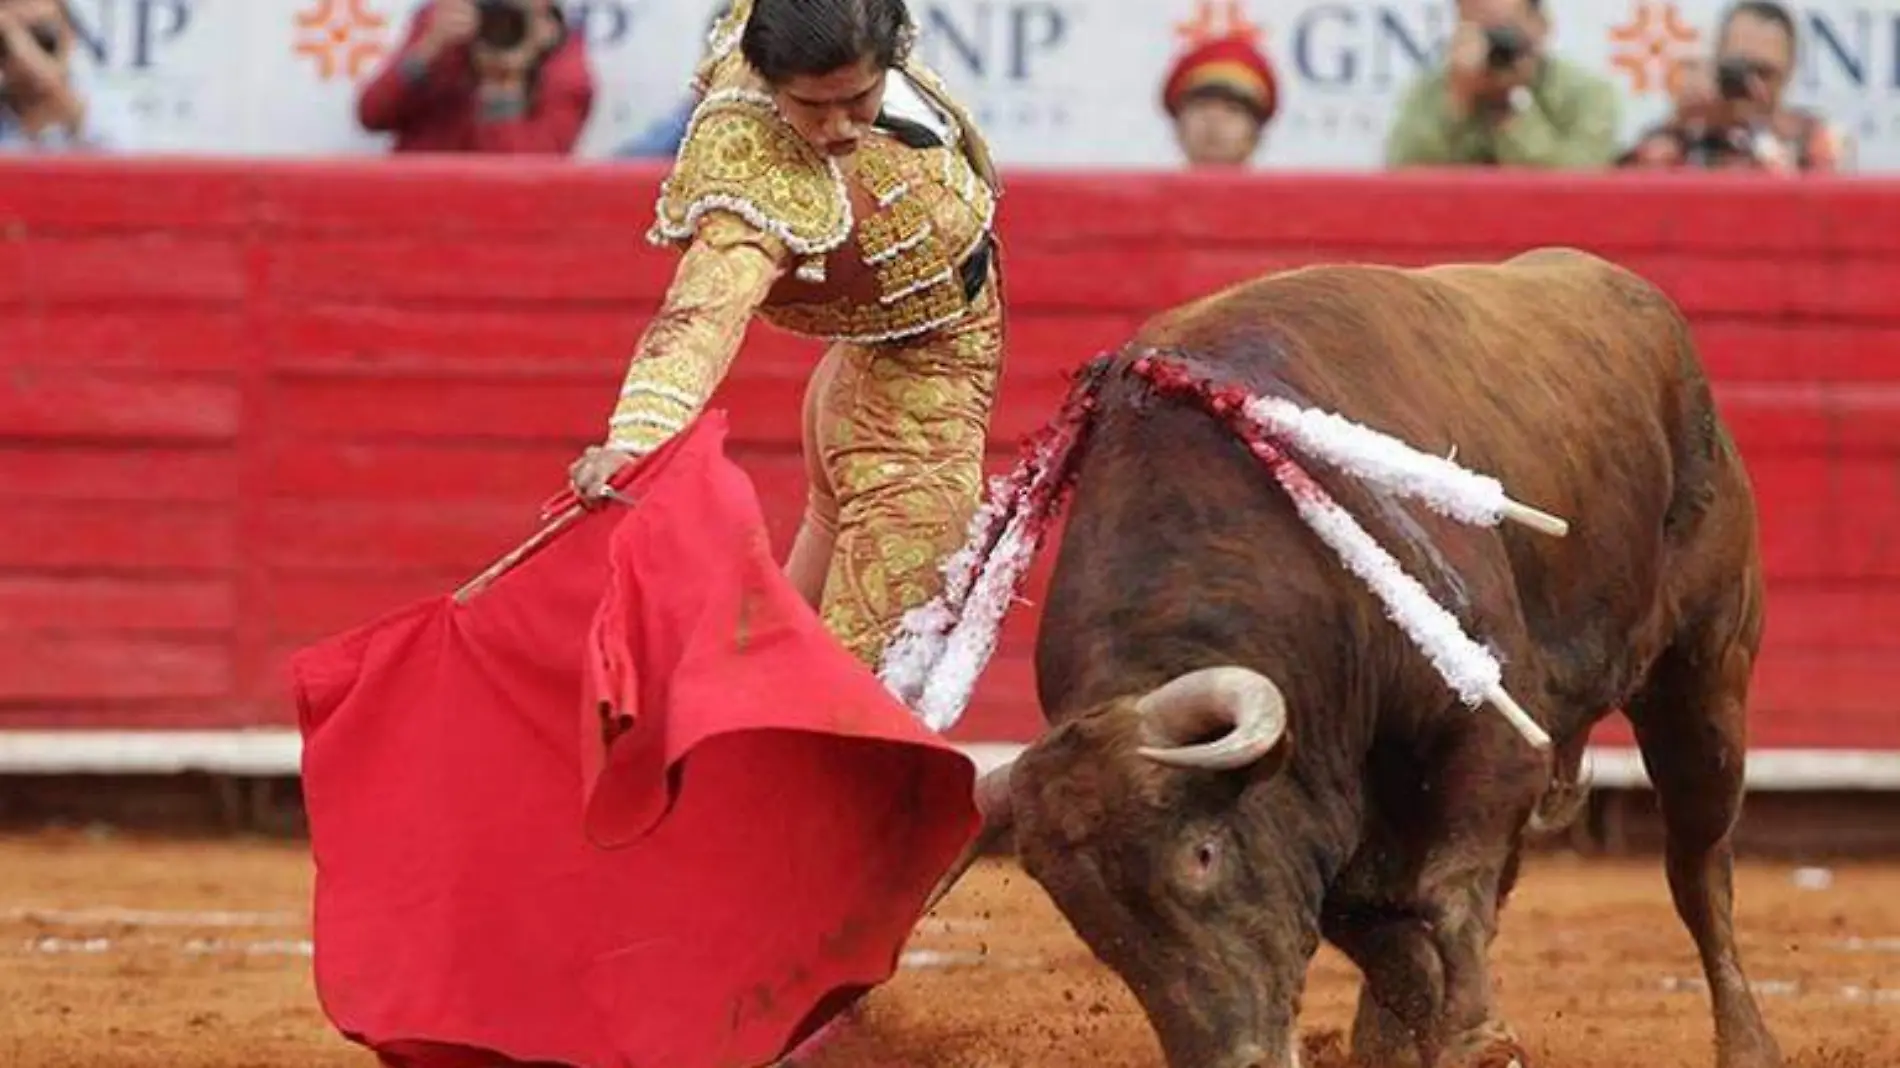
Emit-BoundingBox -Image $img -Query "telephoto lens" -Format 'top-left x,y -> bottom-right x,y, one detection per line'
1484,24 -> 1529,69
1715,55 -> 1761,101
475,0 -> 529,50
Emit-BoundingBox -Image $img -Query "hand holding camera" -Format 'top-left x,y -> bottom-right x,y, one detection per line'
1714,54 -> 1775,120
468,0 -> 559,93
1447,18 -> 1538,116
1671,55 -> 1773,130
411,0 -> 554,87
413,0 -> 478,59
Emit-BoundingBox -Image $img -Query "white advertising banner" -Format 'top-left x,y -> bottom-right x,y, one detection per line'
57,0 -> 1900,171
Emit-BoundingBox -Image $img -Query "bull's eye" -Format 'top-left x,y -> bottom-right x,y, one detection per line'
1194,839 -> 1220,874
1177,833 -> 1224,892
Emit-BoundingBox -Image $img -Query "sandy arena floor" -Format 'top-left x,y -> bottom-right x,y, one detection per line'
2,832 -> 1897,1067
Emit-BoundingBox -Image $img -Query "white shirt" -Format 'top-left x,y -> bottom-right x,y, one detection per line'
881,69 -> 953,145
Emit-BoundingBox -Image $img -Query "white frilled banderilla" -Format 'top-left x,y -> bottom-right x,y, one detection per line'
877,351 -> 1573,752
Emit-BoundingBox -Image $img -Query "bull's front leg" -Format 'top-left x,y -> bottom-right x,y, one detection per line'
1337,718 -> 1547,1065
1330,840 -> 1533,1068
1416,858 -> 1530,1068
1413,709 -> 1549,1068
1319,907 -> 1438,1068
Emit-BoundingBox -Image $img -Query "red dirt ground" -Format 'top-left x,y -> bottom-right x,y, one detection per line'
2,832 -> 1896,1067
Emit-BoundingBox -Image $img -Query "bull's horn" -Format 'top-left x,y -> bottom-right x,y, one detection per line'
974,762 -> 1015,827
1134,666 -> 1289,771
922,761 -> 1016,915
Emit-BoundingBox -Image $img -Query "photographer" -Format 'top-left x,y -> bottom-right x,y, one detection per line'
1385,0 -> 1620,169
356,0 -> 594,155
0,0 -> 133,153
1621,2 -> 1846,173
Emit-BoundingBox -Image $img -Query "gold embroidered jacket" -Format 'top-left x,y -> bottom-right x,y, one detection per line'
606,5 -> 1001,454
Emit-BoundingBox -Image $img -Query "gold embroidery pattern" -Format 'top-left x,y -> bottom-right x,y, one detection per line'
608,214 -> 786,453
692,0 -> 751,92
757,141 -> 985,345
649,96 -> 852,258
812,274 -> 1006,667
761,283 -> 968,346
940,150 -> 997,247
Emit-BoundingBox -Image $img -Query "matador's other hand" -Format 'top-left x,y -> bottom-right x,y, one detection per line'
568,445 -> 637,507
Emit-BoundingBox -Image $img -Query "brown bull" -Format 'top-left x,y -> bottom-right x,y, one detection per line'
972,248 -> 1781,1068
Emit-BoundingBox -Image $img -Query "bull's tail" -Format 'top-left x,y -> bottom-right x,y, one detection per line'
875,354 -> 1116,732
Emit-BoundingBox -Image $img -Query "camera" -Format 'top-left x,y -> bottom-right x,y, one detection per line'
475,0 -> 529,50
1484,24 -> 1531,69
1715,55 -> 1769,101
0,21 -> 63,65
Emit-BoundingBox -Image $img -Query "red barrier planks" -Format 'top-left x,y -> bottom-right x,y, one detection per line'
0,576 -> 235,633
262,235 -> 668,304
0,159 -> 1895,748
4,310 -> 256,373
0,160 -> 255,233
0,236 -> 249,306
0,371 -> 242,444
0,635 -> 231,702
0,503 -> 236,573
0,448 -> 238,502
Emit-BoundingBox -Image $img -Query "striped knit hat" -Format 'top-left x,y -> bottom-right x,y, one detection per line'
1162,34 -> 1278,123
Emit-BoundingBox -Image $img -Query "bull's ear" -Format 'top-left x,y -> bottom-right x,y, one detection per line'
1134,666 -> 1290,773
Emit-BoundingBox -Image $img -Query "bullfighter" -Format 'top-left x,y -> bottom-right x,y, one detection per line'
568,0 -> 1007,673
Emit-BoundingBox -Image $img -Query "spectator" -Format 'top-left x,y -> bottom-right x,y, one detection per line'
0,0 -> 134,153
1384,0 -> 1619,169
1161,32 -> 1278,168
356,0 -> 593,155
614,2 -> 731,160
1620,1 -> 1848,173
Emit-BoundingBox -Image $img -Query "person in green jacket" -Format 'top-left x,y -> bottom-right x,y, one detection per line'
1385,0 -> 1621,168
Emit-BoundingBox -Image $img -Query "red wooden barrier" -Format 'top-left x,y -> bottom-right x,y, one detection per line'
2,158 -> 1898,752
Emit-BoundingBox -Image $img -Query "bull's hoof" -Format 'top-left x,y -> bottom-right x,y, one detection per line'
1716,1035 -> 1784,1068
1438,1021 -> 1529,1068
1347,1009 -> 1421,1068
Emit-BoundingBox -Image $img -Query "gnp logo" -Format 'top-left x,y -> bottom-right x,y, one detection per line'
293,0 -> 390,82
1606,1 -> 1701,97
1268,3 -> 1451,140
1788,7 -> 1900,158
66,0 -> 198,125
67,0 -> 193,71
915,1 -> 1076,136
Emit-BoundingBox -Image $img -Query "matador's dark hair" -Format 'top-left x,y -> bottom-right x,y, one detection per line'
741,0 -> 914,85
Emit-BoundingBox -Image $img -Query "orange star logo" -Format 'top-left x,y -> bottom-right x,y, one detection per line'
1607,0 -> 1702,95
294,0 -> 392,82
1174,0 -> 1265,49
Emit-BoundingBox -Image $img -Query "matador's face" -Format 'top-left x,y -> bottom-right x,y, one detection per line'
773,56 -> 888,158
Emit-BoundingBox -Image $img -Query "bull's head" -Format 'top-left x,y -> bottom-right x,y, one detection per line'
975,666 -> 1309,1068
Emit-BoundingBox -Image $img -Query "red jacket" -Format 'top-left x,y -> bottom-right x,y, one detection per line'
356,2 -> 594,155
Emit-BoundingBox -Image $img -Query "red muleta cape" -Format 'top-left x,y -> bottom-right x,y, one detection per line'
292,413 -> 980,1068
